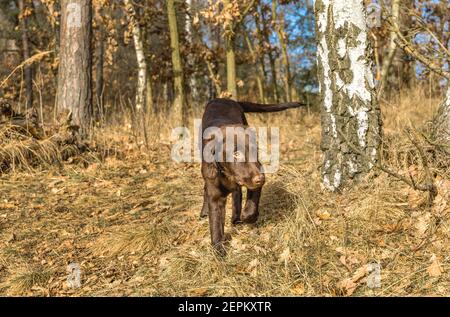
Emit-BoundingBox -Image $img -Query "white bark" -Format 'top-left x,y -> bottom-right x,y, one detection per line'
316,0 -> 381,191
124,0 -> 147,112
185,0 -> 198,100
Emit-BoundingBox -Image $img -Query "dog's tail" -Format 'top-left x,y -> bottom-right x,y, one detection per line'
238,101 -> 306,113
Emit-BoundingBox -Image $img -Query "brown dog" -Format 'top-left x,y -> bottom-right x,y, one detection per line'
200,98 -> 304,255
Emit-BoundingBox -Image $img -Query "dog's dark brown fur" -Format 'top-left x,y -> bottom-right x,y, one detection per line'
200,98 -> 304,255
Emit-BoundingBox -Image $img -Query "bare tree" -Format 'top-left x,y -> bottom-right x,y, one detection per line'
315,0 -> 382,191
167,0 -> 186,125
124,0 -> 147,114
56,0 -> 93,135
244,30 -> 266,103
18,0 -> 33,109
272,0 -> 291,102
379,0 -> 400,96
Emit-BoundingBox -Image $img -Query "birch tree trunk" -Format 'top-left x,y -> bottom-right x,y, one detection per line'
167,0 -> 186,125
315,0 -> 382,191
56,0 -> 92,135
185,0 -> 198,102
124,0 -> 147,114
18,0 -> 33,110
433,87 -> 450,146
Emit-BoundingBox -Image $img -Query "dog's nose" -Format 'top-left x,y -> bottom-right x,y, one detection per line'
252,174 -> 265,186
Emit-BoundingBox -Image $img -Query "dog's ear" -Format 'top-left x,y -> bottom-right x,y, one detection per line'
202,136 -> 218,179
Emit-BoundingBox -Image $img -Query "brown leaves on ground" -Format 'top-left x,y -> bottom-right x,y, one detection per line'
427,255 -> 444,278
337,265 -> 369,296
1,97 -> 450,296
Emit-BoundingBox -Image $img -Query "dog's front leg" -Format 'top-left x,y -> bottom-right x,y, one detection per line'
231,187 -> 242,225
207,186 -> 227,255
241,188 -> 262,224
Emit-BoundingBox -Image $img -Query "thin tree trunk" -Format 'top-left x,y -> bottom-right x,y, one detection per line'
261,7 -> 279,103
124,0 -> 147,114
244,31 -> 266,103
146,71 -> 154,113
18,0 -> 33,109
206,59 -> 222,96
56,0 -> 92,135
254,13 -> 268,87
272,1 -> 291,102
141,21 -> 154,114
268,50 -> 279,103
394,0 -> 415,90
185,0 -> 198,102
379,0 -> 400,96
167,0 -> 186,125
222,0 -> 237,100
225,36 -> 237,100
95,25 -> 104,121
315,0 -> 382,191
205,21 -> 221,98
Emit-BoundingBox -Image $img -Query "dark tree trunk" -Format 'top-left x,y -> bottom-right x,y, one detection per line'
56,0 -> 93,135
261,7 -> 279,103
18,0 -> 33,109
95,27 -> 104,121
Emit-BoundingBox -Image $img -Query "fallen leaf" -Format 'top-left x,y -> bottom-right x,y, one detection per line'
432,194 -> 448,215
190,287 -> 208,296
414,212 -> 431,238
279,247 -> 291,266
317,210 -> 331,220
427,255 -> 443,277
290,283 -> 305,295
247,258 -> 259,277
408,188 -> 427,209
0,203 -> 16,210
337,265 -> 368,296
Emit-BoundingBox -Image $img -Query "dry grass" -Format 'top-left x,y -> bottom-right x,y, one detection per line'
0,87 -> 449,296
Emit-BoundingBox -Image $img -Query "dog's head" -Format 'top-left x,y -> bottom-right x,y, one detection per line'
202,125 -> 265,189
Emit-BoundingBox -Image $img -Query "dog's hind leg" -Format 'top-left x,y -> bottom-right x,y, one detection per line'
231,187 -> 242,225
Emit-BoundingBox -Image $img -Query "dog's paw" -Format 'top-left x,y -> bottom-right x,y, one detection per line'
212,242 -> 227,258
241,213 -> 258,224
231,217 -> 243,226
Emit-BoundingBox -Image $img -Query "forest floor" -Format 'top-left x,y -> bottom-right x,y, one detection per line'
0,90 -> 450,296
